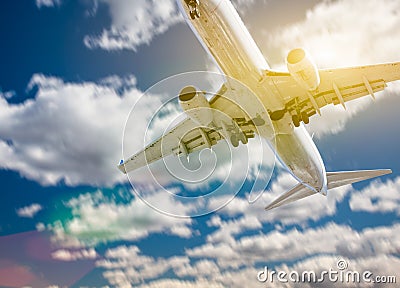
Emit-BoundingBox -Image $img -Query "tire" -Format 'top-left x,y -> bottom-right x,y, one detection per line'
194,8 -> 200,18
301,112 -> 310,124
240,133 -> 248,145
231,135 -> 239,147
292,115 -> 300,127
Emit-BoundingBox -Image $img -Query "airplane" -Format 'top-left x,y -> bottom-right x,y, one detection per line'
118,0 -> 399,210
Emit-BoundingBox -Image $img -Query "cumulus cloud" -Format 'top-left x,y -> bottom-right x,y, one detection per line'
35,0 -> 61,8
84,0 -> 260,51
97,245 -> 190,286
51,248 -> 97,261
271,254 -> 400,288
349,177 -> 400,215
16,203 -> 42,218
187,222 -> 400,269
48,190 -> 193,246
231,0 -> 260,12
264,0 -> 400,137
139,279 -> 224,288
208,172 -> 351,226
84,0 -> 183,51
206,215 -> 262,244
0,74 -> 159,186
97,222 -> 400,287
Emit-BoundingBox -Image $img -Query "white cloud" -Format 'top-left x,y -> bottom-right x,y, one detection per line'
206,215 -> 262,244
231,0 -> 263,13
83,0 -> 261,52
49,189 -> 193,245
0,74 -> 160,186
264,0 -> 400,137
208,172 -> 350,226
97,222 -> 400,287
349,177 -> 400,215
16,203 -> 42,218
271,254 -> 400,288
139,279 -> 224,288
84,0 -> 183,51
187,223 -> 400,269
35,0 -> 61,8
97,245 -> 190,286
36,222 -> 46,231
51,248 -> 97,261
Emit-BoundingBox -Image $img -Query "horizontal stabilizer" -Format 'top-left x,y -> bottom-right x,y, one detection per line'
265,169 -> 392,211
265,183 -> 316,211
326,169 -> 392,189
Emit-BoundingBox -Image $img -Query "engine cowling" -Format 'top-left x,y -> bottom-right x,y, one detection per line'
179,86 -> 213,126
286,48 -> 320,91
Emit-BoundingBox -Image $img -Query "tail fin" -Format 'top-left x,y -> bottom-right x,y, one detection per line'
265,169 -> 392,211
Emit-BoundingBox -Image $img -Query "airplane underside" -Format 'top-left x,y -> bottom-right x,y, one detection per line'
118,0 -> 398,211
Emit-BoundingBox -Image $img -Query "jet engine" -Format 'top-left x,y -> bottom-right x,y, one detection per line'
286,48 -> 320,91
179,86 -> 214,126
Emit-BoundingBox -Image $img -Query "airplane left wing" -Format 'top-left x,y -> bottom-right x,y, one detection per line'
118,118 -> 224,174
119,84 -> 264,174
267,62 -> 400,124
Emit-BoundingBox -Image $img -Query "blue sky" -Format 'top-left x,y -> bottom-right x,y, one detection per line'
0,0 -> 400,287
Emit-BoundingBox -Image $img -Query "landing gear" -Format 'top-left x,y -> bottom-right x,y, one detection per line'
230,132 -> 248,147
189,9 -> 200,19
231,135 -> 239,147
239,133 -> 248,145
292,115 -> 301,127
292,112 -> 310,127
185,0 -> 200,19
301,112 -> 310,124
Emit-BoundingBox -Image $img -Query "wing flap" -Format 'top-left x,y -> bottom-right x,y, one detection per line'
119,118 -> 225,174
268,61 -> 400,122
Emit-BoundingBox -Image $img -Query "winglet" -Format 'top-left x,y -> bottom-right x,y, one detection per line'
118,161 -> 127,174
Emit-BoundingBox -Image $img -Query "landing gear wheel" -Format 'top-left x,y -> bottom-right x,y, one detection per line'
292,115 -> 300,127
194,7 -> 200,18
231,135 -> 239,147
301,112 -> 310,124
239,133 -> 248,145
189,11 -> 196,20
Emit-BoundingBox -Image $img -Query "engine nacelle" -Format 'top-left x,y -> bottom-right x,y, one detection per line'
179,86 -> 213,126
286,48 -> 320,91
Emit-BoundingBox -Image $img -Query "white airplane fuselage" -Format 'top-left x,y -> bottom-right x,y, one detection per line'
178,0 -> 327,193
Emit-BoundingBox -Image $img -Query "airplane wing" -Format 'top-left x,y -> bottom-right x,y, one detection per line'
268,62 -> 400,122
119,86 -> 259,174
119,118 -> 223,173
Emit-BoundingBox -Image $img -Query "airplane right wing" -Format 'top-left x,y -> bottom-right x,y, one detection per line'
267,61 -> 400,123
